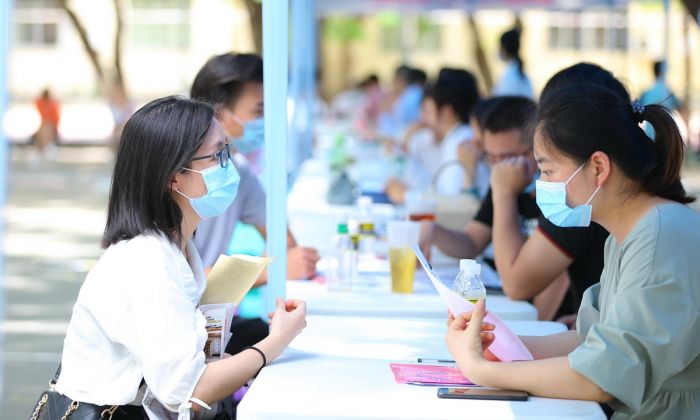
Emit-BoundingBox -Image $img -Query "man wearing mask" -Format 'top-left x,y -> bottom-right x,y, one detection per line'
190,53 -> 319,353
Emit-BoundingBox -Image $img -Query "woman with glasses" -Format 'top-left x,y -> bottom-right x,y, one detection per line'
52,96 -> 307,419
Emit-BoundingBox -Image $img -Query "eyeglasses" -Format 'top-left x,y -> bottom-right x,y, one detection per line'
484,149 -> 532,165
192,143 -> 232,168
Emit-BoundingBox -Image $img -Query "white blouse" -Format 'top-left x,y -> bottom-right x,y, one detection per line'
55,233 -> 209,419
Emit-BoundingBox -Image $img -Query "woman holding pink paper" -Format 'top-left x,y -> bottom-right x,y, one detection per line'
446,80 -> 700,419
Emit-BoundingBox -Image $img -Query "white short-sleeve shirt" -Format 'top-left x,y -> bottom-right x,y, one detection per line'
55,233 -> 208,418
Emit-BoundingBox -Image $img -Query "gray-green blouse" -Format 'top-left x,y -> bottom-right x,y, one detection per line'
569,203 -> 700,420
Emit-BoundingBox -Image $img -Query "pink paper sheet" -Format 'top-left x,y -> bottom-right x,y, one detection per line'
412,245 -> 534,362
390,363 -> 473,385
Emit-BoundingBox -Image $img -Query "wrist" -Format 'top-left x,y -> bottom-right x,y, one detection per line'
256,334 -> 287,362
464,356 -> 491,385
491,188 -> 519,203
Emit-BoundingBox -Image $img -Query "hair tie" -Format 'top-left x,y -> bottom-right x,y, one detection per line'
631,100 -> 646,123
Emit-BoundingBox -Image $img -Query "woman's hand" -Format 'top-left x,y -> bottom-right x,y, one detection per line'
446,300 -> 499,369
268,298 -> 307,346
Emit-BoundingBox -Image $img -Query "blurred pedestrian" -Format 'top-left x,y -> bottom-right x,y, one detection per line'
32,88 -> 61,164
492,29 -> 533,99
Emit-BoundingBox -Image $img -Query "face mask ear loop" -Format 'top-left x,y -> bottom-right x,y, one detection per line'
175,189 -> 192,200
585,185 -> 602,206
181,167 -> 203,175
564,163 -> 586,186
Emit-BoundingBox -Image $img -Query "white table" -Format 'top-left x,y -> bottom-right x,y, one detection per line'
287,280 -> 538,321
289,315 -> 566,361
238,355 -> 604,420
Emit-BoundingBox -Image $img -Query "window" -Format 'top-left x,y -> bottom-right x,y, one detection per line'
12,1 -> 61,47
15,22 -> 57,46
131,22 -> 190,49
380,24 -> 401,51
548,11 -> 628,52
415,17 -> 441,51
15,0 -> 59,8
378,14 -> 441,52
129,0 -> 191,49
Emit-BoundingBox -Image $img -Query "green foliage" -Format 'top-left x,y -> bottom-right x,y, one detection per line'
324,16 -> 364,42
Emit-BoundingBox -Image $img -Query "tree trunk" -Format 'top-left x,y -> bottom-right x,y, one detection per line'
243,0 -> 263,54
467,13 -> 492,94
58,0 -> 105,87
112,0 -> 126,96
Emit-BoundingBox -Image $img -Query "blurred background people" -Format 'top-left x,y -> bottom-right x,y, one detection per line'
31,88 -> 60,164
492,29 -> 533,98
376,65 -> 425,143
385,68 -> 482,203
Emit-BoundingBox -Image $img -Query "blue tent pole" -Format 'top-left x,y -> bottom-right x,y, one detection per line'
289,0 -> 316,179
263,0 -> 289,314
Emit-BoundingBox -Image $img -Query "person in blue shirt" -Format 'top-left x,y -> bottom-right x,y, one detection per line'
640,60 -> 682,111
492,28 -> 533,99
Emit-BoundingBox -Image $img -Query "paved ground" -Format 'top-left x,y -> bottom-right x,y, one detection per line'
1,145 -> 699,418
0,145 -> 113,417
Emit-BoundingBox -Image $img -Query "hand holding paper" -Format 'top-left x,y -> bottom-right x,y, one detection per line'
412,245 -> 533,362
447,309 -> 499,362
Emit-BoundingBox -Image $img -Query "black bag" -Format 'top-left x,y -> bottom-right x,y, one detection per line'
29,366 -> 146,420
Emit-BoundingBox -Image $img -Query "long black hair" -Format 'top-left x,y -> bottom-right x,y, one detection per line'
190,53 -> 263,108
102,96 -> 215,248
541,62 -> 629,104
535,83 -> 694,204
500,29 -> 525,79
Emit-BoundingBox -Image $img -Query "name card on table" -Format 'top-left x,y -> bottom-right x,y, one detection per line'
412,245 -> 534,362
390,363 -> 473,386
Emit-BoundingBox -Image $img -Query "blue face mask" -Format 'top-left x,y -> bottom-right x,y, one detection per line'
177,159 -> 240,219
232,115 -> 265,154
535,164 -> 601,228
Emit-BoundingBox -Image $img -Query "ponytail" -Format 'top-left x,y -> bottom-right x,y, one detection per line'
500,29 -> 525,79
638,104 -> 694,204
536,83 -> 695,205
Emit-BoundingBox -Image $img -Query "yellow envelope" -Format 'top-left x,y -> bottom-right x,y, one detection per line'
200,254 -> 275,305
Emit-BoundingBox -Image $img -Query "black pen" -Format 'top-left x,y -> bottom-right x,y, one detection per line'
416,358 -> 456,364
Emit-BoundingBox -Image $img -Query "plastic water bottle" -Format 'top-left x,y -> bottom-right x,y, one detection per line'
328,222 -> 353,291
452,259 -> 486,304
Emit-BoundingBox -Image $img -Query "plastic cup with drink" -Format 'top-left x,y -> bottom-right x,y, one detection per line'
387,220 -> 421,293
405,190 -> 437,222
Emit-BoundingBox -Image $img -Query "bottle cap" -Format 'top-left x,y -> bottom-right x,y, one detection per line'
459,259 -> 481,275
